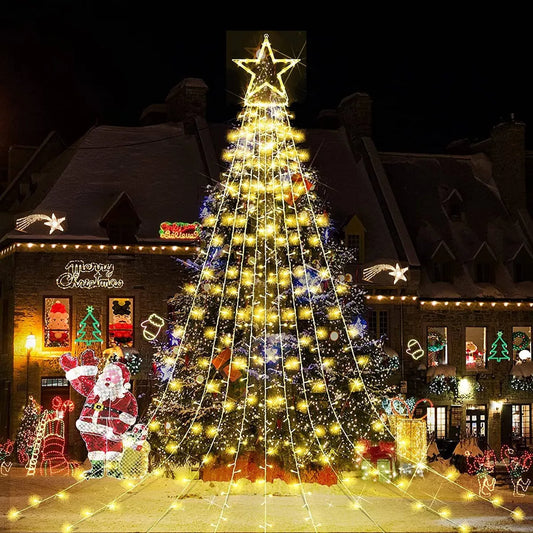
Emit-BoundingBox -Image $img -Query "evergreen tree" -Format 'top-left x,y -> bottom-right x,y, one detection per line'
15,396 -> 42,465
147,35 -> 398,477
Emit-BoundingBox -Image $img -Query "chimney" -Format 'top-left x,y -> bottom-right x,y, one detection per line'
490,117 -> 526,211
166,78 -> 208,133
337,92 -> 372,141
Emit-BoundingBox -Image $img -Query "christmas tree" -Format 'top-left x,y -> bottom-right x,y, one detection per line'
15,396 -> 42,465
148,35 -> 398,480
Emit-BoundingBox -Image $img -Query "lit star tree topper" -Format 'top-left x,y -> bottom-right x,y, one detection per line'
233,34 -> 299,107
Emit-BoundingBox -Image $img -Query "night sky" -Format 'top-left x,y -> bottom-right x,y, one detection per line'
1,6 -> 531,160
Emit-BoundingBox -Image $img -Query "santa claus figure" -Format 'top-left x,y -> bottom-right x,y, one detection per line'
59,348 -> 138,479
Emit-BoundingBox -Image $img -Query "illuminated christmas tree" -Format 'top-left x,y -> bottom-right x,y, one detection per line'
75,306 -> 104,346
15,396 -> 42,465
148,35 -> 398,479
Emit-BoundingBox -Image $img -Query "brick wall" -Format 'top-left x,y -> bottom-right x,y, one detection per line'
8,249 -> 187,457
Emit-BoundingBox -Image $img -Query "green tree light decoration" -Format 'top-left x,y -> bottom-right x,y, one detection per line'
75,306 -> 104,345
488,330 -> 510,362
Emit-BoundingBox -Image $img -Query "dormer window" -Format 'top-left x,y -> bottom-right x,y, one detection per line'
471,242 -> 497,284
343,214 -> 365,263
346,234 -> 360,249
442,189 -> 464,221
99,192 -> 141,244
508,244 -> 533,283
475,262 -> 495,283
433,261 -> 453,282
430,241 -> 455,283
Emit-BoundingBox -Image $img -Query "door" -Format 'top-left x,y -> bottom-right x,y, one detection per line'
466,405 -> 487,449
40,377 -> 71,453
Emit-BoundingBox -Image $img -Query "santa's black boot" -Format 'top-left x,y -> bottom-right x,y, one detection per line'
83,460 -> 104,479
106,461 -> 124,479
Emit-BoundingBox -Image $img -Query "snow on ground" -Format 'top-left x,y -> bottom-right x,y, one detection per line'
1,459 -> 533,533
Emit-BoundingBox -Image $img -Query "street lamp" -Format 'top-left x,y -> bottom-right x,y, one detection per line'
25,333 -> 36,400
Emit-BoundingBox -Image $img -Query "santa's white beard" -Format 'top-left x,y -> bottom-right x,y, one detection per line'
93,377 -> 126,401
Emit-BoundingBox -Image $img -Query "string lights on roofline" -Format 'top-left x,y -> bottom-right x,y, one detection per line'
0,242 -> 200,257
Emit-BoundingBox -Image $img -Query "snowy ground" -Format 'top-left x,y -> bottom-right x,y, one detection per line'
1,459 -> 533,533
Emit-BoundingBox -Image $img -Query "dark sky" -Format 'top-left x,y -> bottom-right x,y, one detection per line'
1,6 -> 531,158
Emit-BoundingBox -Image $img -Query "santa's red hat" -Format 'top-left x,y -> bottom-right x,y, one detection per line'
108,361 -> 131,390
50,301 -> 67,314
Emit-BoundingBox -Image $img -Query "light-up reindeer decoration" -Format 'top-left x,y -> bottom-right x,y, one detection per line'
0,439 -> 13,475
501,445 -> 532,497
466,449 -> 497,497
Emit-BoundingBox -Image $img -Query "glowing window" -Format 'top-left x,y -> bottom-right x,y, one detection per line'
427,406 -> 446,439
465,327 -> 486,371
466,405 -> 486,438
427,327 -> 447,366
512,326 -> 531,361
512,404 -> 532,445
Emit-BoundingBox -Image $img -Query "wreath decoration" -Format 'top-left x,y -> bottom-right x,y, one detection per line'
512,331 -> 530,352
427,330 -> 446,352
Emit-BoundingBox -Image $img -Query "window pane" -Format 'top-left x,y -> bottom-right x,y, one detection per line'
44,297 -> 71,348
427,407 -> 435,436
379,311 -> 388,338
436,407 -> 446,438
512,326 -> 532,361
522,405 -> 531,442
427,327 -> 447,366
466,327 -> 486,370
511,404 -> 532,445
346,234 -> 359,249
368,311 -> 377,338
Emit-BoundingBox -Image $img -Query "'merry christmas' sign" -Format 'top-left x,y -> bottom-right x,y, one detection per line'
56,260 -> 124,289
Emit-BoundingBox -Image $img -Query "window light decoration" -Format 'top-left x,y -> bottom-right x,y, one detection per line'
75,306 -> 104,345
488,331 -> 510,362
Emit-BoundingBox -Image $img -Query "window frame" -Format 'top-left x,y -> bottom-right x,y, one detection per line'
42,296 -> 72,351
368,309 -> 388,339
107,296 -> 135,347
512,326 -> 532,361
427,406 -> 447,439
512,404 -> 532,445
427,326 -> 448,366
465,326 -> 487,371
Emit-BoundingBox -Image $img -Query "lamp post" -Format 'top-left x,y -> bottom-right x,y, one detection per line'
25,333 -> 36,401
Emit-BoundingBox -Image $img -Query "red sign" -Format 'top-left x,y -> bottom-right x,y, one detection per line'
159,222 -> 200,241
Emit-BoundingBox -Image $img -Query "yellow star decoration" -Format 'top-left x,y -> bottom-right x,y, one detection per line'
233,34 -> 299,107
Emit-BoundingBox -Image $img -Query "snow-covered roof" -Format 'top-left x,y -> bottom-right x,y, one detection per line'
5,123 -> 211,242
380,152 -> 533,298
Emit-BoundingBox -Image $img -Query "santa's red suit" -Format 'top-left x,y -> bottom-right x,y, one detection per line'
60,349 -> 137,465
